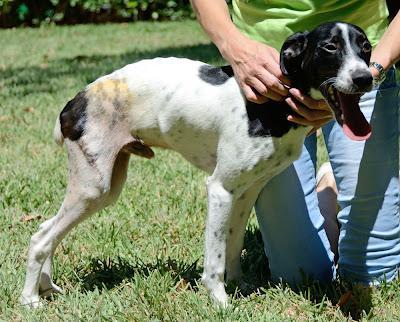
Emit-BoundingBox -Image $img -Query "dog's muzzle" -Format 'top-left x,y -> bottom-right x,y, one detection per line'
319,81 -> 372,141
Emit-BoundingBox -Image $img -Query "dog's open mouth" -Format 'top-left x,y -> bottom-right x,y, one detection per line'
320,82 -> 371,141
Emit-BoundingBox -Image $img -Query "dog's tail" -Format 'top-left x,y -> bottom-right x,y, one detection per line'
53,115 -> 64,146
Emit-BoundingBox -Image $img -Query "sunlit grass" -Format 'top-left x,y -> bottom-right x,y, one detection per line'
1,21 -> 399,321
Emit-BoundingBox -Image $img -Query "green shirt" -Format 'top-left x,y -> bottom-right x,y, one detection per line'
232,0 -> 388,50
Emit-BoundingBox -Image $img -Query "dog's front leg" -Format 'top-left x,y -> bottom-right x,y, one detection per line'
225,182 -> 265,287
202,177 -> 233,307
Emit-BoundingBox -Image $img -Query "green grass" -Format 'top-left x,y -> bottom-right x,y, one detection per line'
1,20 -> 400,321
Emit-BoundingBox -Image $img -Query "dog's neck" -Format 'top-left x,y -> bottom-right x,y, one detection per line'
244,70 -> 322,139
218,65 -> 311,138
286,71 -> 314,98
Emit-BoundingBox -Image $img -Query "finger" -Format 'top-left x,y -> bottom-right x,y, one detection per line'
267,48 -> 291,82
266,48 -> 291,84
307,127 -> 318,137
269,47 -> 280,64
262,61 -> 291,85
288,114 -> 332,127
247,78 -> 284,101
289,88 -> 330,111
255,70 -> 289,97
258,46 -> 291,84
242,84 -> 269,104
285,97 -> 332,121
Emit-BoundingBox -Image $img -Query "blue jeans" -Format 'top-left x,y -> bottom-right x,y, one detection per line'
256,68 -> 400,285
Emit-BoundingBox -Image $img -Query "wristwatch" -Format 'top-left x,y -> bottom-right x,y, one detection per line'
369,61 -> 386,86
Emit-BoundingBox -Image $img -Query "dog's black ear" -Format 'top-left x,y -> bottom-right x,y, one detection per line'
280,31 -> 309,76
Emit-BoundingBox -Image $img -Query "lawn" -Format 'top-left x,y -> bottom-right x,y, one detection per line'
1,20 -> 400,321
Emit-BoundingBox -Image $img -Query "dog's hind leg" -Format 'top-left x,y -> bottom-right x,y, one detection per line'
20,140 -> 130,308
40,151 -> 131,299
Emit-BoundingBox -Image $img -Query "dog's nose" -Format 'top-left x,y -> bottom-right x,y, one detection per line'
352,70 -> 373,91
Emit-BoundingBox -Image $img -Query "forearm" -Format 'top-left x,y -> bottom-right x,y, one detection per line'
190,0 -> 330,123
190,0 -> 244,60
371,10 -> 400,71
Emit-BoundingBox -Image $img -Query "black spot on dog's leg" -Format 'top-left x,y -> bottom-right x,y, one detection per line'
87,152 -> 98,167
218,253 -> 222,259
165,92 -> 173,102
198,65 -> 234,85
60,91 -> 88,141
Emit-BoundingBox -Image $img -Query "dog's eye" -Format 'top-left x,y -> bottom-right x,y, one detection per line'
322,43 -> 337,53
362,42 -> 372,53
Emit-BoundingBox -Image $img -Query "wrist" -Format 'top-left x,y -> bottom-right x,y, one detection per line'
217,29 -> 251,63
370,51 -> 392,71
369,61 -> 387,86
369,64 -> 380,78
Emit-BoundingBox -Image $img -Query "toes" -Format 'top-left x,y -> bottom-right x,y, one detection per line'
20,295 -> 42,309
202,273 -> 229,308
211,290 -> 229,308
39,283 -> 63,298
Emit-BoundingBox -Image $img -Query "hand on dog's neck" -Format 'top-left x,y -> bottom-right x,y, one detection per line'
282,69 -> 318,100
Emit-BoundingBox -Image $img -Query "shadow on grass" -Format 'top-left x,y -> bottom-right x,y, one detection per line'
75,226 -> 373,320
77,228 -> 266,293
1,43 -> 223,99
241,227 -> 373,320
79,256 -> 202,292
289,277 -> 373,320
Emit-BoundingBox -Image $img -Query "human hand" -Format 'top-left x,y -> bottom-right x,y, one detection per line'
220,33 -> 290,103
285,88 -> 333,128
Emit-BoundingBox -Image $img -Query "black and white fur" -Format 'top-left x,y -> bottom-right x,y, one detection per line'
20,22 -> 373,307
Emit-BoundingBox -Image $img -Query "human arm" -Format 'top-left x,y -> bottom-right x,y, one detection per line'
190,0 -> 332,127
190,0 -> 289,103
370,10 -> 400,77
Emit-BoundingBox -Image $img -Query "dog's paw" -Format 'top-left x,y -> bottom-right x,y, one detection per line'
211,290 -> 229,308
202,274 -> 230,308
19,295 -> 42,309
39,282 -> 63,298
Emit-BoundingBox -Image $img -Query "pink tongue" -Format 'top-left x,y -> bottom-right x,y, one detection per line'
338,92 -> 372,141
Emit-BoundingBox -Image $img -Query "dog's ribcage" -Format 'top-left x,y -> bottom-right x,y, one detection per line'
86,57 -> 308,191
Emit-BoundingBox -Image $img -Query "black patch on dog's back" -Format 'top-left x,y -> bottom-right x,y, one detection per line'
246,100 -> 299,138
60,91 -> 87,141
198,65 -> 234,85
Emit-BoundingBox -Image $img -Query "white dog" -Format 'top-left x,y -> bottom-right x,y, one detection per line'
20,22 -> 373,307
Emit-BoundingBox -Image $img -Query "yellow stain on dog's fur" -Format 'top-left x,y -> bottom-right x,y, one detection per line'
87,78 -> 133,113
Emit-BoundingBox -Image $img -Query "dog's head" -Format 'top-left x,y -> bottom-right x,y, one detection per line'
280,22 -> 373,140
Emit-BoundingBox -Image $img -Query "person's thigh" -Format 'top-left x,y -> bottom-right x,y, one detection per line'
255,135 -> 336,285
323,68 -> 400,283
